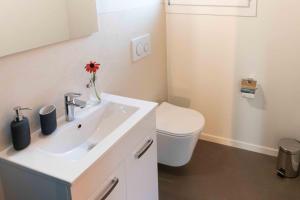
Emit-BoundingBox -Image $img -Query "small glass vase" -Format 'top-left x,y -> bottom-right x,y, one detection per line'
87,81 -> 101,106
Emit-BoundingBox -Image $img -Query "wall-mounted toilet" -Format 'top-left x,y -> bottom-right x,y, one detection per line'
156,102 -> 205,167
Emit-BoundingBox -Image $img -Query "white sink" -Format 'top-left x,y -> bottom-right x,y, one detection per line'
0,93 -> 157,183
37,101 -> 138,160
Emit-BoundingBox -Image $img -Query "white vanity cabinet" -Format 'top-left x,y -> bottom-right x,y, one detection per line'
1,120 -> 158,200
0,94 -> 158,200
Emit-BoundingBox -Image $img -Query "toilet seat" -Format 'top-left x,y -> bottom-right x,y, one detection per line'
156,102 -> 205,137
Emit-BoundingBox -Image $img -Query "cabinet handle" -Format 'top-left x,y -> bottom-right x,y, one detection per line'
135,139 -> 154,159
96,177 -> 119,200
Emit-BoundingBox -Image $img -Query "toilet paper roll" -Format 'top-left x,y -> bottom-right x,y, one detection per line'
241,79 -> 257,99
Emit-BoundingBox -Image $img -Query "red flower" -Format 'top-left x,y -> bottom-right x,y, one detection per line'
85,61 -> 100,73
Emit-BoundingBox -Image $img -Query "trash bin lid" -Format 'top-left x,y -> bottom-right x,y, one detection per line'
279,138 -> 300,154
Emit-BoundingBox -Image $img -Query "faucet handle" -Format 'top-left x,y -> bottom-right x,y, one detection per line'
64,92 -> 82,99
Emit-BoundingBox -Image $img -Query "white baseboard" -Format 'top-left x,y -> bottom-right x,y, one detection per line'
199,133 -> 278,157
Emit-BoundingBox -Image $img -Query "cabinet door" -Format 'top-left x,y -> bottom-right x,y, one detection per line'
126,134 -> 159,200
88,164 -> 126,200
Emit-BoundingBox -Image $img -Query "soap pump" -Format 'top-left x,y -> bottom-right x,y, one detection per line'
10,106 -> 32,151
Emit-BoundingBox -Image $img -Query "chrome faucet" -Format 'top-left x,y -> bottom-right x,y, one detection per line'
64,92 -> 87,122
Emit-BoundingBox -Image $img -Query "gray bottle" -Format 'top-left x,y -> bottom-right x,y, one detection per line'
10,106 -> 32,151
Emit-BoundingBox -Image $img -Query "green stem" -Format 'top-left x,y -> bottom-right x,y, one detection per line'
91,73 -> 101,101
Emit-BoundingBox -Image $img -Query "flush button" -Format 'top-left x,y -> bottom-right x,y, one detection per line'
131,34 -> 151,62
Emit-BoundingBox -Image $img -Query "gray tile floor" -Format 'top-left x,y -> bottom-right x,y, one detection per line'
158,140 -> 300,200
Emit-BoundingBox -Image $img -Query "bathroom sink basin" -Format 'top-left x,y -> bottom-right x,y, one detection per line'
37,101 -> 138,160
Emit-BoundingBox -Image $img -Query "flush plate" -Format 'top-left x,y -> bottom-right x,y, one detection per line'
131,34 -> 152,62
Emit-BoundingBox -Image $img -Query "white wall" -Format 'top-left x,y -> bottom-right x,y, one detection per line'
0,0 -> 167,151
167,0 -> 300,152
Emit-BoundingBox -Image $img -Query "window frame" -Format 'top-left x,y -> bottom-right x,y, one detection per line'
166,0 -> 257,17
169,0 -> 250,7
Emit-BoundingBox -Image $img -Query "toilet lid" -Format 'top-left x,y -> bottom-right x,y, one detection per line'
156,102 -> 205,136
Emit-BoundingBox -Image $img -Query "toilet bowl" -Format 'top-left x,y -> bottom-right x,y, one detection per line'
156,102 -> 205,167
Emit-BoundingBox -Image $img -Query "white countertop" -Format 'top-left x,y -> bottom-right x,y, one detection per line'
0,93 -> 157,184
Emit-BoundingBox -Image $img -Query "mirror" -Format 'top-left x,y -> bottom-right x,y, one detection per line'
0,0 -> 98,57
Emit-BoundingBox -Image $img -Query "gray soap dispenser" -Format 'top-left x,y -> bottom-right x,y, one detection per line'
10,106 -> 32,151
